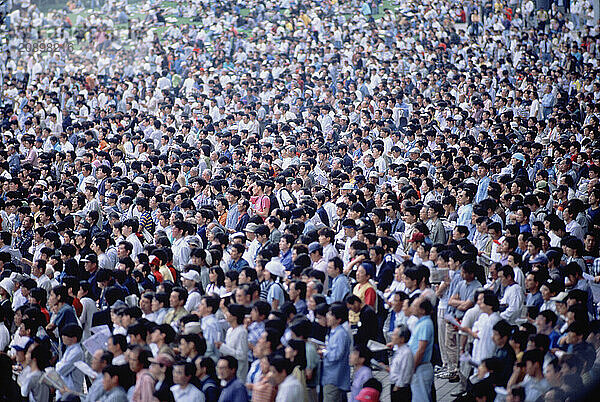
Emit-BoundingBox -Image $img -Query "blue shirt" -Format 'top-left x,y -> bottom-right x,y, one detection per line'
229,257 -> 249,273
280,250 -> 293,270
526,292 -> 544,310
449,279 -> 482,319
53,304 -> 79,329
218,378 -> 248,402
475,176 -> 491,203
323,325 -> 351,390
295,299 -> 308,315
267,281 -> 286,306
57,343 -> 85,394
226,204 -> 239,230
408,315 -> 434,364
327,274 -> 351,304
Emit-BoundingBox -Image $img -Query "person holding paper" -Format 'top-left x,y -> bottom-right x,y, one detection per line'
21,343 -> 51,402
56,324 -> 85,398
84,350 -> 113,402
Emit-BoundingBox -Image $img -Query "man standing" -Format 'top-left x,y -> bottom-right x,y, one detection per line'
217,356 -> 249,402
121,219 -> 143,260
172,221 -> 191,272
129,346 -> 155,402
409,299 -> 435,402
171,361 -> 205,401
269,357 -> 304,402
198,295 -> 222,362
56,324 -> 85,397
164,286 -> 188,326
322,304 -> 351,402
182,271 -> 203,313
86,350 -> 113,402
326,257 -> 350,304
498,266 -> 524,324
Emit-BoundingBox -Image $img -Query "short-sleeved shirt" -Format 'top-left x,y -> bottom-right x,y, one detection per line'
22,370 -> 50,402
451,279 -> 482,319
267,281 -> 285,306
408,315 -> 434,364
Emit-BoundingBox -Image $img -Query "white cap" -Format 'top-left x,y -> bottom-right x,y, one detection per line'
181,270 -> 201,283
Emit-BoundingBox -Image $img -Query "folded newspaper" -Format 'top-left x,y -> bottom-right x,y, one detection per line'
41,368 -> 68,390
367,340 -> 391,352
74,361 -> 98,379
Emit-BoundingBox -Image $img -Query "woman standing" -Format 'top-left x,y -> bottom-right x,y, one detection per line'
217,304 -> 249,382
350,262 -> 377,324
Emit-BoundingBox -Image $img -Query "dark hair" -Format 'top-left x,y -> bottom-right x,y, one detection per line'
219,355 -> 238,371
110,334 -> 128,352
287,339 -> 307,370
268,356 -> 293,375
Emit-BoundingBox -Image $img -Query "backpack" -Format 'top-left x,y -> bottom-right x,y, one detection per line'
269,193 -> 280,211
282,188 -> 297,206
265,281 -> 290,303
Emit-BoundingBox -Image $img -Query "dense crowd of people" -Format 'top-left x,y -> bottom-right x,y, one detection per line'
1,0 -> 600,400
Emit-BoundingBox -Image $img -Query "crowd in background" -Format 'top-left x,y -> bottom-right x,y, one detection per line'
1,0 -> 600,400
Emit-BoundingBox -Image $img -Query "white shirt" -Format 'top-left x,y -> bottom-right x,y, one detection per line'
80,297 -> 98,340
389,344 -> 414,387
172,237 -> 191,272
219,325 -> 249,382
472,312 -> 501,364
275,374 -> 304,402
0,322 -> 10,351
126,233 -> 143,260
500,283 -> 524,324
184,290 -> 202,313
170,384 -> 205,402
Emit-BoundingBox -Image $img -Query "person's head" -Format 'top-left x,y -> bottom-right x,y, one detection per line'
535,310 -> 558,333
327,256 -> 343,279
60,324 -> 82,346
544,358 -> 562,387
199,294 -> 220,317
102,365 -> 126,391
345,294 -> 363,313
522,349 -> 544,378
108,334 -> 127,356
326,304 -> 348,328
285,338 -> 307,370
391,324 -> 411,346
217,355 -> 238,382
128,345 -> 152,373
173,361 -> 195,386
91,349 -> 113,374
169,286 -> 188,309
196,357 -> 217,381
497,265 -> 515,287
492,320 -> 512,347
268,356 -> 294,386
567,321 -> 589,346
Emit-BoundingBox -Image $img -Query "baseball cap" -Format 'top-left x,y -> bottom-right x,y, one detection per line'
308,242 -> 322,254
184,322 -> 203,335
181,270 -> 201,283
551,291 -> 569,303
149,353 -> 175,367
356,387 -> 380,401
513,153 -> 526,163
530,254 -> 548,265
244,223 -> 259,233
81,254 -> 98,264
408,232 -> 425,243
